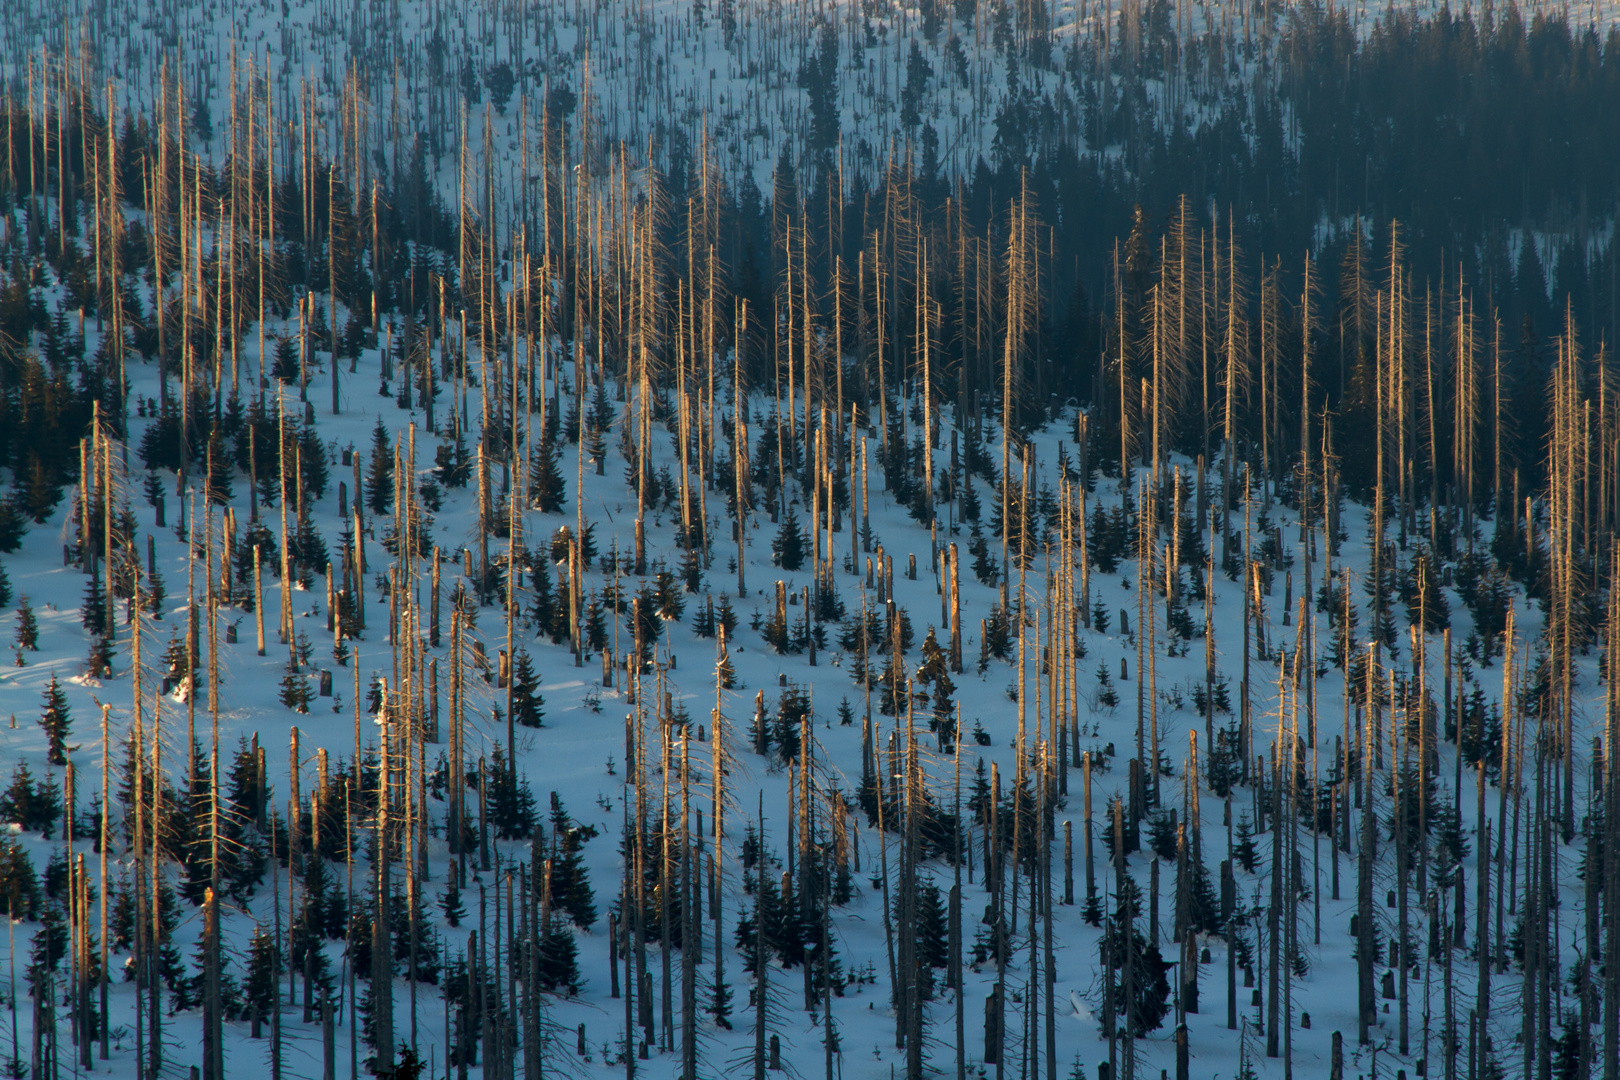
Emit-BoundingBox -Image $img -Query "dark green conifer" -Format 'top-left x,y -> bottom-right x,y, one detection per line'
509,649 -> 544,729
39,675 -> 71,765
528,435 -> 567,513
546,794 -> 598,929
366,419 -> 395,516
772,504 -> 807,571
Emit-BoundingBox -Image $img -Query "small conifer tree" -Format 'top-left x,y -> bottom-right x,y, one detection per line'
366,419 -> 395,516
0,837 -> 40,918
772,504 -> 807,571
15,595 -> 39,654
1232,812 -> 1259,873
86,635 -> 115,679
39,675 -> 71,765
438,878 -> 466,927
510,649 -> 545,728
244,925 -> 279,1026
528,435 -> 567,513
80,566 -> 109,638
546,794 -> 599,928
279,660 -> 312,714
271,335 -> 299,382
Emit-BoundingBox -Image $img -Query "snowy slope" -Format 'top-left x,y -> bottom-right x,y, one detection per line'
0,263 -> 1593,1080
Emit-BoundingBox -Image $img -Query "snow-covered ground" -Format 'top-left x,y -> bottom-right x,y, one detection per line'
0,257 -> 1596,1080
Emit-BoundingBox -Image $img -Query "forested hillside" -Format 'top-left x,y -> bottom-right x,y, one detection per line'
0,3 -> 1617,1080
